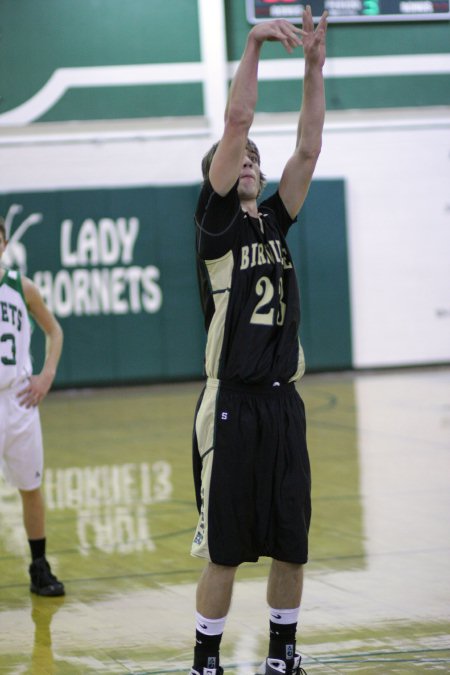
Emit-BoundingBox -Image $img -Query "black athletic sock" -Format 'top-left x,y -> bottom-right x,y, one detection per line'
269,620 -> 297,663
194,629 -> 222,670
28,538 -> 46,562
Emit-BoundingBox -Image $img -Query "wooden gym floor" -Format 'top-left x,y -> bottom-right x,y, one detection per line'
0,366 -> 449,673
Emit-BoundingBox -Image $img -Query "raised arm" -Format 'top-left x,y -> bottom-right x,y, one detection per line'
279,6 -> 328,219
209,20 -> 302,196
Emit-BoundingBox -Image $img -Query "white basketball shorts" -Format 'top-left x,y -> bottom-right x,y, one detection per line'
0,381 -> 44,490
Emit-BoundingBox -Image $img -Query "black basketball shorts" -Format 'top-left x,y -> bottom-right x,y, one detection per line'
191,377 -> 311,566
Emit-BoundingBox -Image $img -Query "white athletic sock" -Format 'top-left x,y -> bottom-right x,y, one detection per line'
268,606 -> 301,662
269,606 -> 300,626
195,611 -> 227,636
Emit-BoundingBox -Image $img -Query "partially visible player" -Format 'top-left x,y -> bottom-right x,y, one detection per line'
0,216 -> 65,596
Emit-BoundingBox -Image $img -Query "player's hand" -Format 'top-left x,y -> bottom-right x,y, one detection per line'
249,19 -> 302,54
300,5 -> 328,68
17,373 -> 52,408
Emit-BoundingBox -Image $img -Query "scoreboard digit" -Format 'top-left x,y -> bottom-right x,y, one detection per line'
246,0 -> 450,22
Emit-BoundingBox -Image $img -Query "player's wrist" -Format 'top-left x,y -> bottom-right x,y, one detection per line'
40,369 -> 56,385
247,27 -> 265,49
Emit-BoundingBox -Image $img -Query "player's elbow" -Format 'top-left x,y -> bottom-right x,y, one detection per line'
225,101 -> 254,132
50,318 -> 64,345
297,141 -> 322,164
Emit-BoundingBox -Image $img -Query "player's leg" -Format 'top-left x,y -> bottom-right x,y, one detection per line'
257,388 -> 310,675
197,561 -> 238,618
20,486 -> 45,539
8,400 -> 65,597
267,559 -> 304,609
191,562 -> 237,674
190,381 -> 237,674
254,561 -> 306,674
19,486 -> 65,597
267,560 -> 304,667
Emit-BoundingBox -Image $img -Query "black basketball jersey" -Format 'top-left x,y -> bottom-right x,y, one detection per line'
195,180 -> 305,385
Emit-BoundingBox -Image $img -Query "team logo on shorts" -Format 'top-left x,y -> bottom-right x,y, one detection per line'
193,530 -> 203,545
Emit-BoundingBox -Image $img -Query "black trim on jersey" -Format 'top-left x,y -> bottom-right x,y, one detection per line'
195,180 -> 297,261
195,179 -> 241,259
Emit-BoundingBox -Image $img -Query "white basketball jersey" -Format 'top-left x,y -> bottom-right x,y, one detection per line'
0,269 -> 32,390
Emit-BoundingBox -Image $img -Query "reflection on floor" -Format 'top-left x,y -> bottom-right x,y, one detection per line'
1,367 -> 449,673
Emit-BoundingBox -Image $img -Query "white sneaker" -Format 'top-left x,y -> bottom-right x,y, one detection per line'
255,652 -> 305,675
190,668 -> 223,675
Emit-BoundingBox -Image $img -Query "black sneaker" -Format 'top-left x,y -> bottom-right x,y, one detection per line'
255,652 -> 307,675
29,557 -> 65,597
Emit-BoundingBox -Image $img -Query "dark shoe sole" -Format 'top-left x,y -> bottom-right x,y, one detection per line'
30,584 -> 65,597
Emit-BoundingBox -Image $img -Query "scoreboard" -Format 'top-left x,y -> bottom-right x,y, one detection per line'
246,0 -> 450,22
